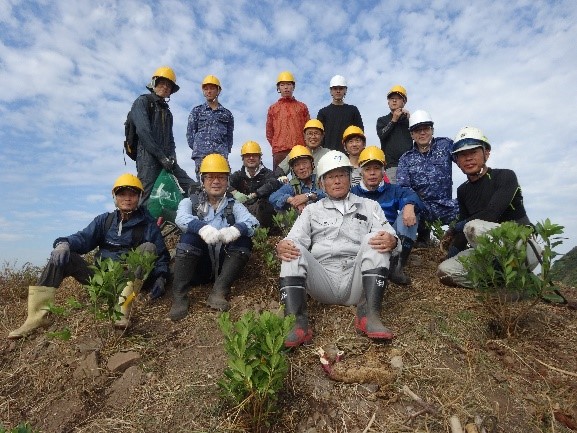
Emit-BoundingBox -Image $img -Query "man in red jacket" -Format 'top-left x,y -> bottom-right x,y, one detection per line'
266,71 -> 310,170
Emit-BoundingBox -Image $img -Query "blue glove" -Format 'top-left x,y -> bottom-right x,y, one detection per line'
149,276 -> 166,300
50,242 -> 70,266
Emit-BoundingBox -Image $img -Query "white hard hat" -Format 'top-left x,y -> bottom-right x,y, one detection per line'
329,75 -> 347,87
452,126 -> 491,154
316,150 -> 353,180
408,110 -> 434,131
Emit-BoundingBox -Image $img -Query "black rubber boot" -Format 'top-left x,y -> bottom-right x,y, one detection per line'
280,277 -> 312,348
390,236 -> 413,285
207,250 -> 249,311
354,267 -> 394,340
169,243 -> 200,322
415,226 -> 431,248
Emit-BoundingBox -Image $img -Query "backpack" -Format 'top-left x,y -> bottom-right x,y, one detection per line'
103,212 -> 146,250
123,93 -> 156,162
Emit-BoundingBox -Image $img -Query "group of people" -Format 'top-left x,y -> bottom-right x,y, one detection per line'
9,66 -> 540,350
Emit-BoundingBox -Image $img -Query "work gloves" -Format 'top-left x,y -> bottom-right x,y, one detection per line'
232,190 -> 249,203
149,276 -> 166,300
50,242 -> 70,266
199,225 -> 221,245
245,193 -> 258,205
277,176 -> 289,184
219,226 -> 241,244
160,156 -> 175,172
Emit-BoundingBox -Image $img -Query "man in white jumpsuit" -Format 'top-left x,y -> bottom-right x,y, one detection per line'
275,150 -> 399,347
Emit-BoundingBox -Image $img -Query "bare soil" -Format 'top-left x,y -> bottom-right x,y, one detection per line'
1,246 -> 577,433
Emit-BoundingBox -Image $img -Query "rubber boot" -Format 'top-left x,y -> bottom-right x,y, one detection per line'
280,277 -> 313,348
390,237 -> 413,285
415,226 -> 431,248
169,244 -> 200,321
354,268 -> 394,340
114,279 -> 144,329
8,286 -> 56,339
207,250 -> 249,311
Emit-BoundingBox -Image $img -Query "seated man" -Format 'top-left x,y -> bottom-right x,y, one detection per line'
274,118 -> 331,180
170,154 -> 259,320
8,174 -> 169,338
437,126 -> 539,287
276,150 -> 399,348
269,145 -> 325,214
229,140 -> 280,229
396,110 -> 458,245
351,146 -> 424,285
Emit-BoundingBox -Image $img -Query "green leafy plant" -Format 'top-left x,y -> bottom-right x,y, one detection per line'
84,250 -> 156,322
459,220 -> 564,336
252,227 -> 280,275
0,422 -> 40,433
218,310 -> 294,432
46,327 -> 72,341
272,208 -> 297,238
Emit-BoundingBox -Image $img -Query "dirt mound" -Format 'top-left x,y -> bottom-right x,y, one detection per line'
1,247 -> 577,432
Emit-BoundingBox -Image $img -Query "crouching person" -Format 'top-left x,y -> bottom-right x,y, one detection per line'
351,146 -> 424,285
170,154 -> 259,321
275,150 -> 399,348
8,174 -> 169,338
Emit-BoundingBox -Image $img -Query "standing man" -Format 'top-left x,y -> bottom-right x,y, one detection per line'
266,71 -> 310,170
342,125 -> 367,187
187,75 -> 234,180
376,85 -> 412,183
229,141 -> 280,229
276,150 -> 399,347
437,126 -> 538,287
274,119 -> 330,180
132,66 -> 193,205
396,110 -> 458,245
8,174 -> 170,338
351,146 -> 423,285
170,154 -> 259,320
317,75 -> 364,151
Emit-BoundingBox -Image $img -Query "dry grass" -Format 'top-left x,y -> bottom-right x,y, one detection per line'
1,248 -> 577,432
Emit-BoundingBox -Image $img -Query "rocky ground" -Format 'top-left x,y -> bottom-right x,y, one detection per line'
1,245 -> 577,433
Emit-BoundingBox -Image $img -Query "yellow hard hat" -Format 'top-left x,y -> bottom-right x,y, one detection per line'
358,146 -> 386,167
151,66 -> 180,93
303,119 -> 324,132
199,153 -> 230,174
202,75 -> 221,88
387,84 -> 407,101
277,71 -> 295,85
288,145 -> 313,166
240,141 -> 262,156
112,173 -> 143,194
342,125 -> 366,144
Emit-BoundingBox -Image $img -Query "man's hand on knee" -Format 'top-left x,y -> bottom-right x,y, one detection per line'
276,239 -> 301,261
369,231 -> 397,253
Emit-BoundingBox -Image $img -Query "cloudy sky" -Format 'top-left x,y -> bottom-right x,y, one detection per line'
1,0 -> 576,267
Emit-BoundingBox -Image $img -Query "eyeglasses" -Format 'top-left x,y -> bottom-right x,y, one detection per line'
305,131 -> 322,137
411,126 -> 432,134
204,174 -> 228,181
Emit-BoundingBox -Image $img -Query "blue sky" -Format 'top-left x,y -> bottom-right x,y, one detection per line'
1,0 -> 576,266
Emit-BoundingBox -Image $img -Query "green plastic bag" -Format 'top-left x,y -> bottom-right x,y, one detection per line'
147,169 -> 184,222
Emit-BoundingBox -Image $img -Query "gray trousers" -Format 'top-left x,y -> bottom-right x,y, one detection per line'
280,233 -> 391,306
437,219 -> 542,288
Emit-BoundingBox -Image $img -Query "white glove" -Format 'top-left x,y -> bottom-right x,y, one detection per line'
219,226 -> 241,244
199,225 -> 221,245
277,176 -> 289,184
232,190 -> 249,203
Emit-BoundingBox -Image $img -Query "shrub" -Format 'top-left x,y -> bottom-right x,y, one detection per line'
218,310 -> 294,432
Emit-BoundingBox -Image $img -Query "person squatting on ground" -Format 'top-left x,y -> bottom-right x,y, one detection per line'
266,71 -> 310,170
269,145 -> 326,214
275,150 -> 400,348
132,66 -> 193,205
229,141 -> 280,229
187,75 -> 234,180
316,75 -> 364,151
342,125 -> 368,187
170,154 -> 259,321
8,174 -> 170,339
351,146 -> 424,285
396,110 -> 458,245
274,119 -> 331,182
437,126 -> 540,287
376,85 -> 412,183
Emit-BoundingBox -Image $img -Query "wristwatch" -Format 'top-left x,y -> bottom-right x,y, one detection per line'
306,192 -> 316,202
